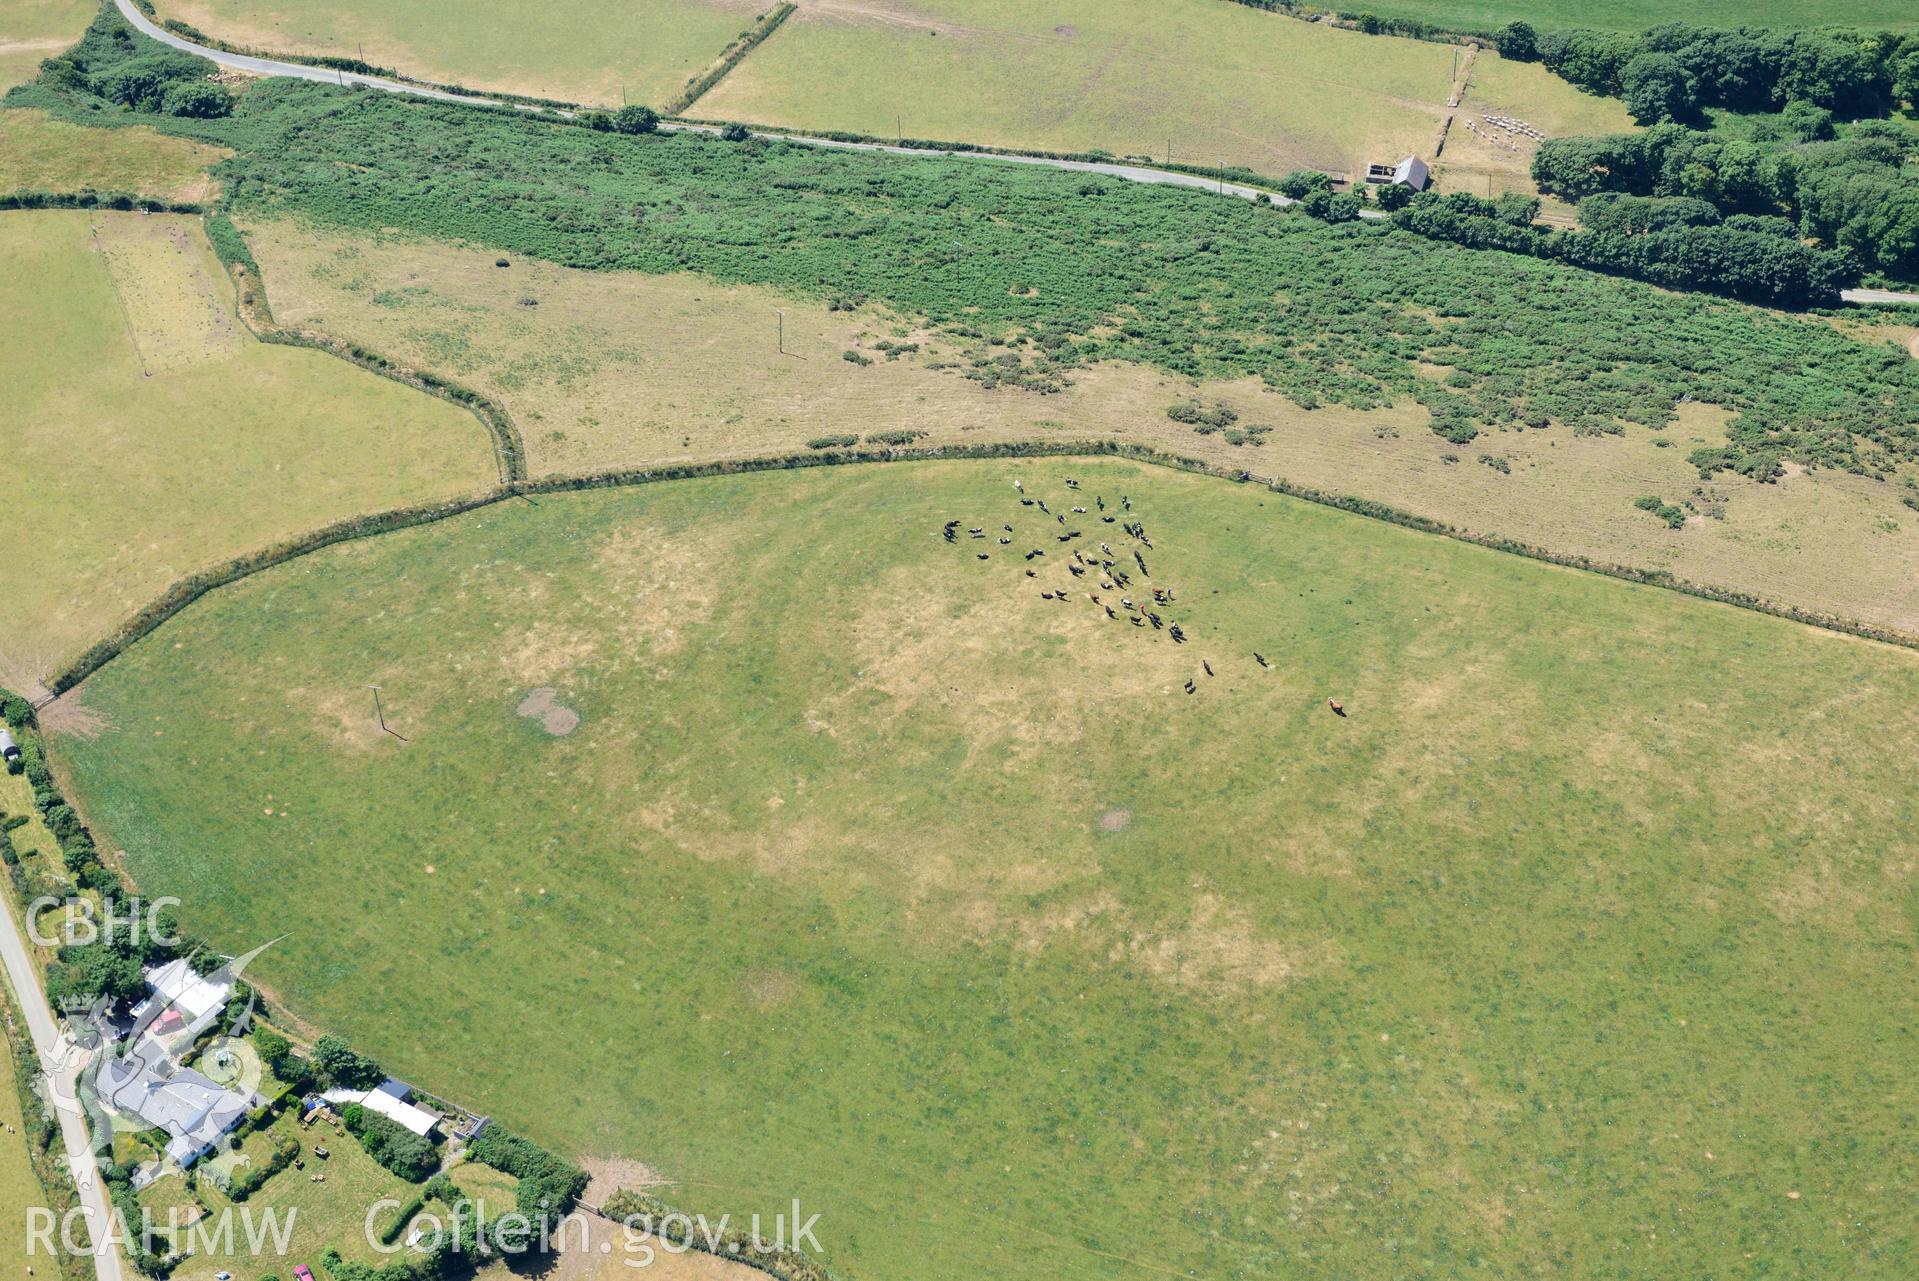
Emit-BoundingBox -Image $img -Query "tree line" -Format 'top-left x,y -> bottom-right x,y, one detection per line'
1495,21 -> 1917,123
1391,190 -> 1857,308
1533,120 -> 1919,281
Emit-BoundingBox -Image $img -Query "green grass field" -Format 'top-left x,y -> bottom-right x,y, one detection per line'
0,209 -> 497,691
55,458 -> 1919,1281
1335,0 -> 1919,33
152,0 -> 764,106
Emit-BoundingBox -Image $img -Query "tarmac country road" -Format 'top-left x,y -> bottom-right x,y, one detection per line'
110,0 -> 1919,305
0,884 -> 125,1281
107,0 -> 1302,206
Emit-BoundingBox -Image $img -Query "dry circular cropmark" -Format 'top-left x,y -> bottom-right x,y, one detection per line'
1099,808 -> 1132,831
517,686 -> 582,736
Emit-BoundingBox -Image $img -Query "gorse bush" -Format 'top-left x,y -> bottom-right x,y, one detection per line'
15,4 -> 1919,480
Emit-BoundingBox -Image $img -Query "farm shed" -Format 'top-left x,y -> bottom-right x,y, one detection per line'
134,958 -> 233,1039
1390,155 -> 1431,191
356,1078 -> 442,1137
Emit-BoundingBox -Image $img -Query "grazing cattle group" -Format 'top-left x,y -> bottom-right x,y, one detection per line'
935,474 -> 1351,715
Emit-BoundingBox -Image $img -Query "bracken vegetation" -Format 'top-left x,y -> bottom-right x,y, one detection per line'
12,7 -> 1919,482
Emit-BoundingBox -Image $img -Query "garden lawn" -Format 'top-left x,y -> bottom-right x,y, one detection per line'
173,1108 -> 424,1281
55,458 -> 1919,1281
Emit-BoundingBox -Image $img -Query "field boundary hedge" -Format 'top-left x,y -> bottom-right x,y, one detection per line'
1220,0 -> 1492,46
200,220 -> 528,483
599,1189 -> 831,1281
0,202 -> 526,482
667,3 -> 797,115
0,189 -> 205,213
46,436 -> 1919,696
671,117 -> 1303,191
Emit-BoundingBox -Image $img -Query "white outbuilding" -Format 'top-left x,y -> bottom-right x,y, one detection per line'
356,1079 -> 442,1137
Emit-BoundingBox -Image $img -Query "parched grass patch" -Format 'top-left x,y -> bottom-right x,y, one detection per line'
150,0 -> 765,107
57,458 -> 1919,1281
1439,47 -> 1637,198
0,0 -> 94,91
0,210 -> 497,691
247,218 -> 1919,639
0,107 -> 226,200
702,0 -> 1457,176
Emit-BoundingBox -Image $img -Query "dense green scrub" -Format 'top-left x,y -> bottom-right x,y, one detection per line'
14,8 -> 1919,477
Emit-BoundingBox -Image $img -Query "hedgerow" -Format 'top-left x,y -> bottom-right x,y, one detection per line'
13,4 -> 1919,480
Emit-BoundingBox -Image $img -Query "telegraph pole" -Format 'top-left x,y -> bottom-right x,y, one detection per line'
775,308 -> 785,355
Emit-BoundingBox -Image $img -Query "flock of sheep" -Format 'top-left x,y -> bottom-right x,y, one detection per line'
1464,112 -> 1545,153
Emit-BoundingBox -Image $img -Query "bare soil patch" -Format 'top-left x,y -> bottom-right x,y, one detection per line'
38,689 -> 110,739
517,686 -> 582,735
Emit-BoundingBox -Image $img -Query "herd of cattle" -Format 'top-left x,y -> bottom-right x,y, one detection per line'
942,476 -> 1302,701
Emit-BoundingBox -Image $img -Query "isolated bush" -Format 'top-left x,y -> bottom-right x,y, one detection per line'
1495,21 -> 1538,62
719,121 -> 750,142
161,80 -> 231,118
1634,494 -> 1688,528
1372,182 -> 1412,212
610,105 -> 659,135
1277,169 -> 1332,200
1167,401 -> 1237,430
0,692 -> 32,731
804,434 -> 858,449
